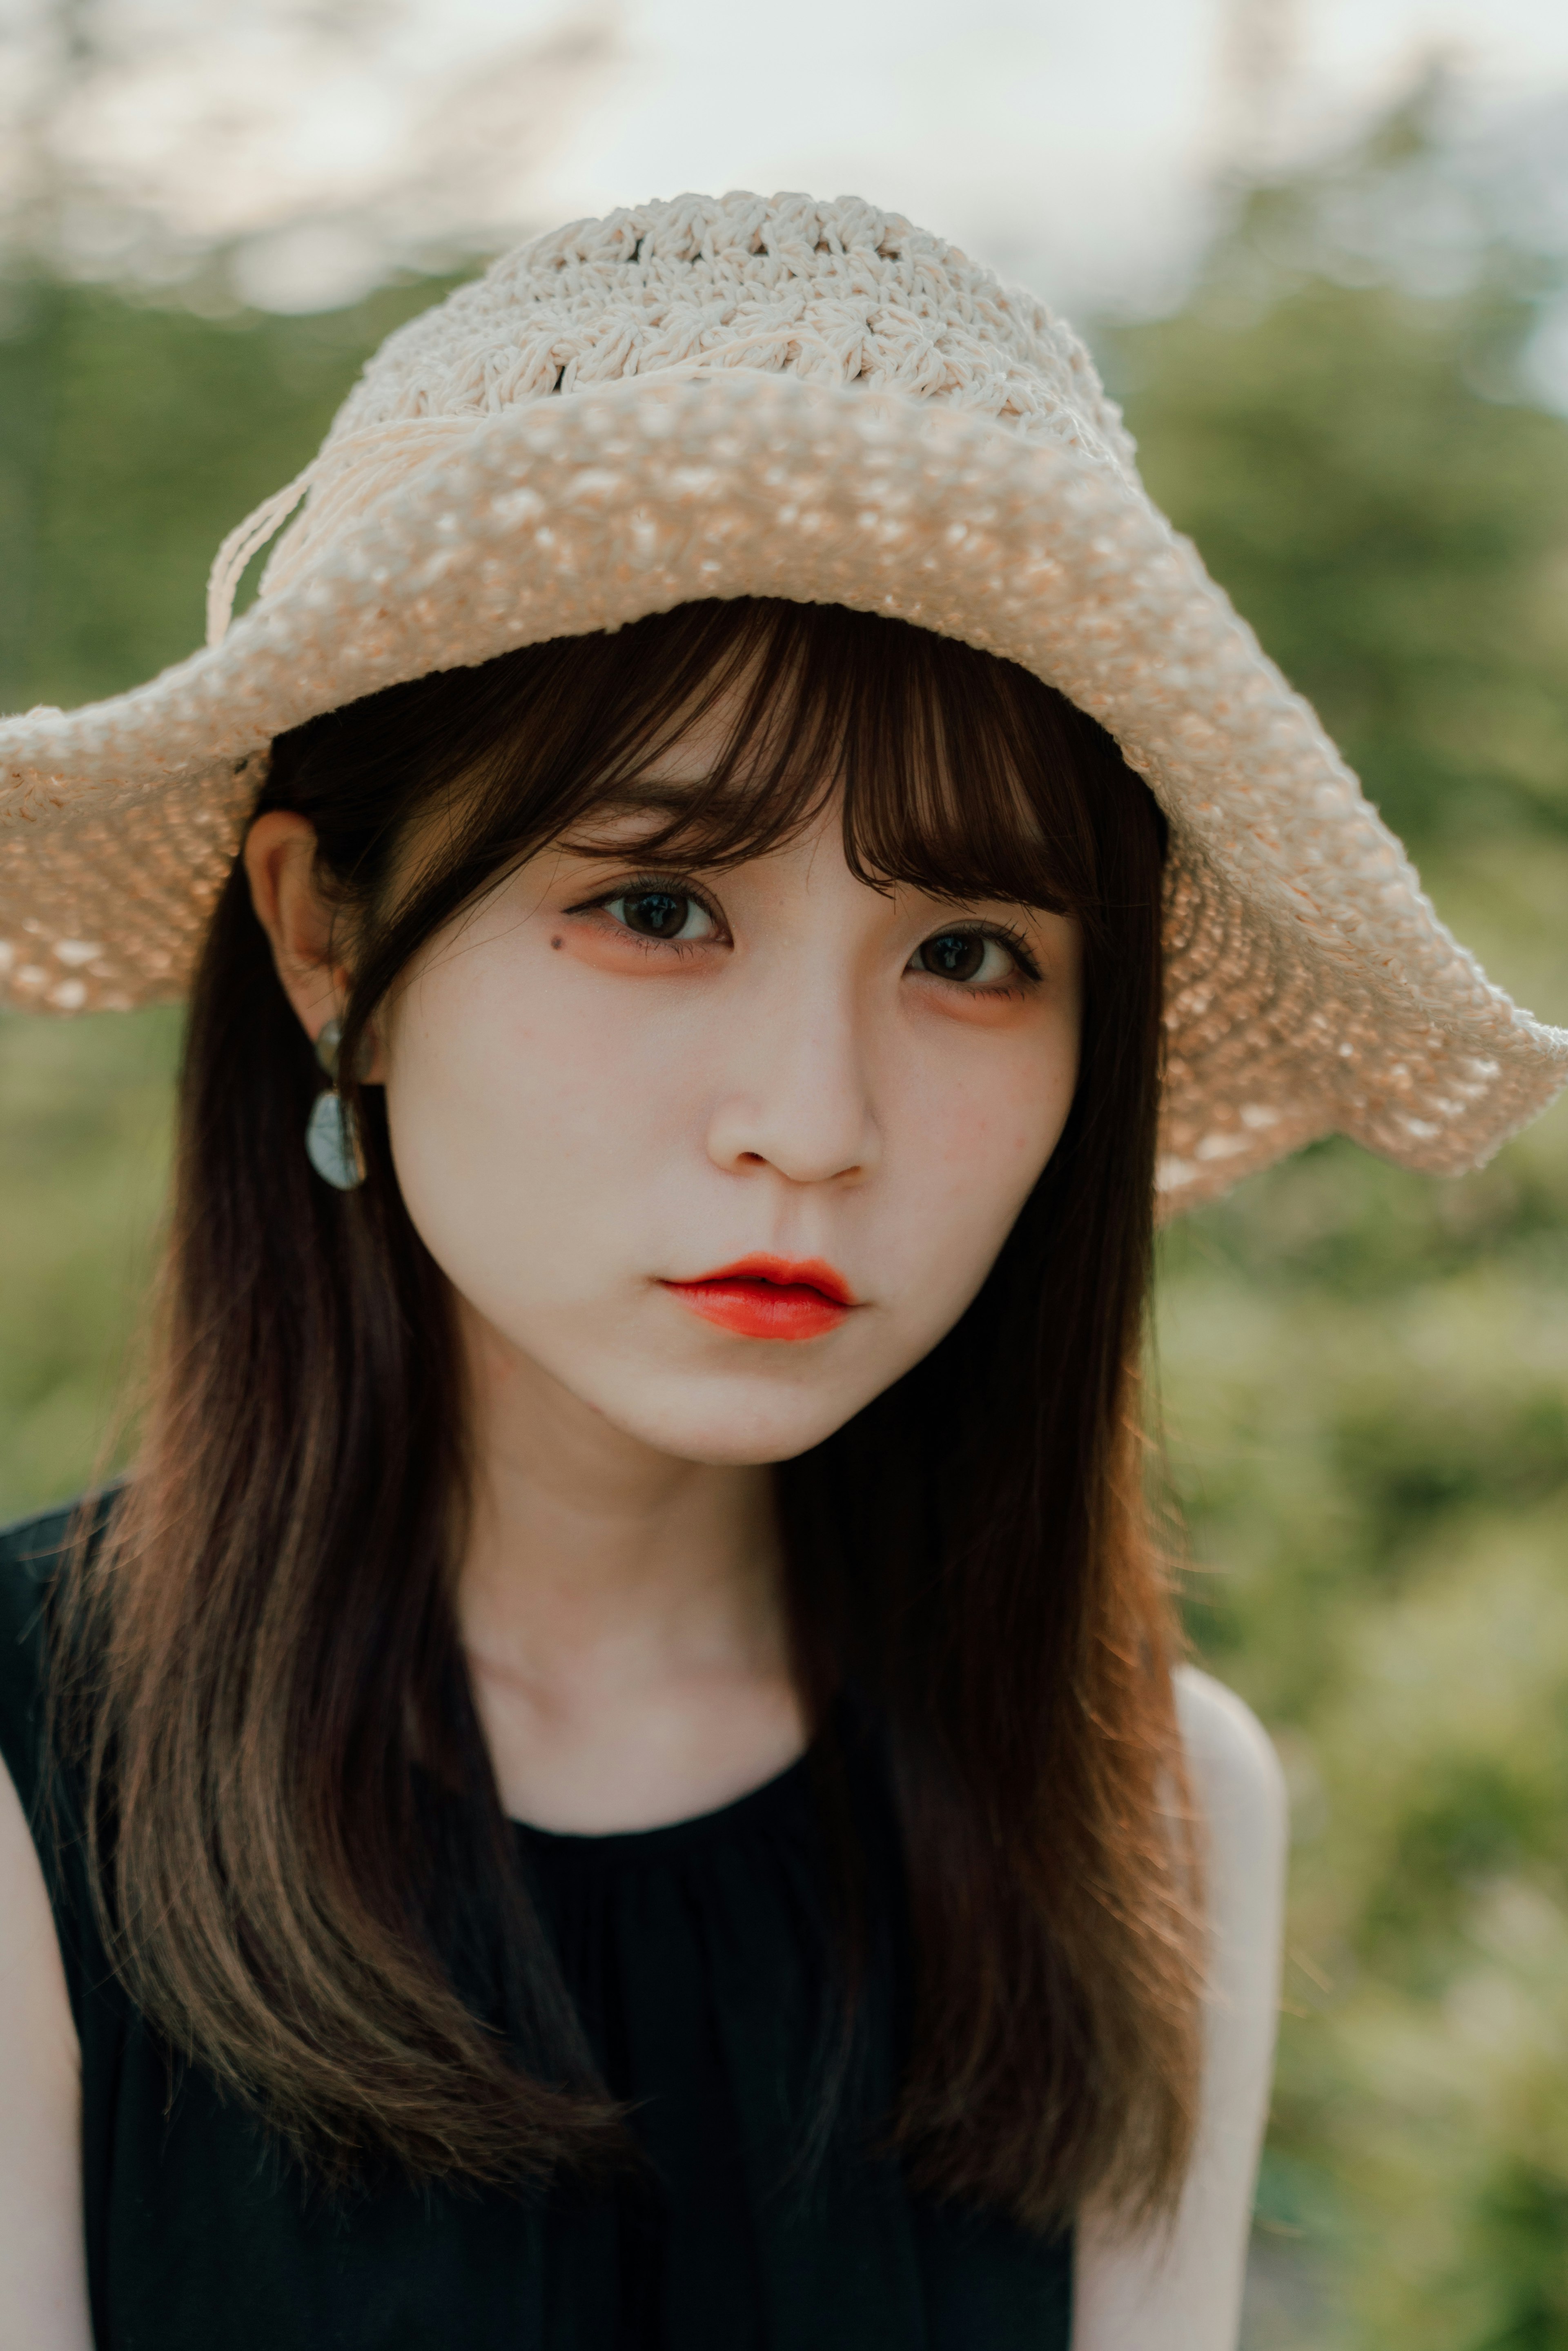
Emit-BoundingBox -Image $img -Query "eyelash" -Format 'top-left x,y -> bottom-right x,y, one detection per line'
568,873 -> 1043,993
933,920 -> 1042,995
567,872 -> 728,955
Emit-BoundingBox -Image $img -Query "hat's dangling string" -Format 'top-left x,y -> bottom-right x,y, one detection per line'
205,466 -> 319,648
203,372 -> 821,652
203,419 -> 477,649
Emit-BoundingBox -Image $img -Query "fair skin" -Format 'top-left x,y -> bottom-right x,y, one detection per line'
0,725 -> 1286,2348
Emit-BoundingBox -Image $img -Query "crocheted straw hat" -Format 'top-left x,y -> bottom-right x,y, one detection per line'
2,192 -> 1564,1210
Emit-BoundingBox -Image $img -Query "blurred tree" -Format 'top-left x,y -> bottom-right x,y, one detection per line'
1115,96 -> 1568,860
0,274 -> 461,714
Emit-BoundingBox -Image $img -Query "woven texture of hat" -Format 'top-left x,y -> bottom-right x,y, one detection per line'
1,189 -> 1563,1208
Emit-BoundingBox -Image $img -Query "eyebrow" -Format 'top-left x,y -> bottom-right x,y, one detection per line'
560,780 -> 1071,911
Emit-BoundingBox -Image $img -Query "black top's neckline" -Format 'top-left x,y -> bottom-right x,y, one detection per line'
510,1743 -> 814,1865
0,1508 -> 1075,2351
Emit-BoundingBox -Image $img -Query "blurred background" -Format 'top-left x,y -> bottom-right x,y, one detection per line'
2,0 -> 1567,2340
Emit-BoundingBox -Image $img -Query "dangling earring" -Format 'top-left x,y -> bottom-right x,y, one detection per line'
305,1016 -> 366,1192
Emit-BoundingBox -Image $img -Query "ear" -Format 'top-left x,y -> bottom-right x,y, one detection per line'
244,812 -> 384,1077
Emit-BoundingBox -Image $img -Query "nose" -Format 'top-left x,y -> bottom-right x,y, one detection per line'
704,972 -> 880,1187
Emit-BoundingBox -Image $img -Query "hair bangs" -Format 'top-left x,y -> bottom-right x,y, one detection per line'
459,600 -> 1109,934
833,624 -> 1094,918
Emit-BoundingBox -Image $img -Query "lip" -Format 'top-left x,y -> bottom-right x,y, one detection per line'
660,1254 -> 860,1343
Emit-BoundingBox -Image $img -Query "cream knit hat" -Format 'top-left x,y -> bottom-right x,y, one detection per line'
1,190 -> 1563,1210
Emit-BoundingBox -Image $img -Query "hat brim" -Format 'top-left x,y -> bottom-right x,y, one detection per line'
1,369 -> 1563,1210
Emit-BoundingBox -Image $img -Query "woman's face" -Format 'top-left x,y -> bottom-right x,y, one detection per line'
382,758 -> 1083,1469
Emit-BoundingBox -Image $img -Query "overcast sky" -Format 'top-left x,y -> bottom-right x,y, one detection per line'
8,0 -> 1568,314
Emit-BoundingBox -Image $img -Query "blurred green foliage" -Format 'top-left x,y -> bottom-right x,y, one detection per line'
2,99 -> 1567,2351
0,273 -> 457,712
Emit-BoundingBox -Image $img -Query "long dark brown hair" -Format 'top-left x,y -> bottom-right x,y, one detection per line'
58,597 -> 1197,2229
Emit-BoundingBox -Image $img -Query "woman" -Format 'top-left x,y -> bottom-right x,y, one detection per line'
0,193 -> 1561,2351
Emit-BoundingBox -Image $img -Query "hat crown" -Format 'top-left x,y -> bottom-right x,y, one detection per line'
327,190 -> 1139,480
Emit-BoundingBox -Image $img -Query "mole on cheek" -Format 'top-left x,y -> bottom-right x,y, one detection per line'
550,936 -> 564,950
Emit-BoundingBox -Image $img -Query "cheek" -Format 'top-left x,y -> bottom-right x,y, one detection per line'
381,945 -> 691,1306
877,1027 -> 1077,1320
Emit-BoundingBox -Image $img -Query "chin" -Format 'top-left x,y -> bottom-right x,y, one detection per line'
590,1372 -> 864,1469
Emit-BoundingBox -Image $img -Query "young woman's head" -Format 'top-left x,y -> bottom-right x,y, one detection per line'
67,597 -> 1196,2227
249,598 -> 1095,1467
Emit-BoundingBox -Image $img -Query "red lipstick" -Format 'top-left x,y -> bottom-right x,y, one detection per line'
662,1255 -> 859,1342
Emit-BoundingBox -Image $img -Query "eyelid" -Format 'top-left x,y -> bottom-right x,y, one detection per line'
982,920 -> 1042,983
565,869 -> 729,938
560,876 -> 1044,986
921,918 -> 1043,987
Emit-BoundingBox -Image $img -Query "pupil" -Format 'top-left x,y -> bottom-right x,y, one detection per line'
626,891 -> 686,939
927,932 -> 984,981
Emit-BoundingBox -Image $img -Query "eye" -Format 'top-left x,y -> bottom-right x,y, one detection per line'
909,928 -> 1027,987
604,887 -> 716,943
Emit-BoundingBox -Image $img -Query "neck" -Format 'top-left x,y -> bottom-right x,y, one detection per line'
453,1296 -> 806,1832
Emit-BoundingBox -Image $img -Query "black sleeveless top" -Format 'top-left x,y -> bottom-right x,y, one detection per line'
0,1504 -> 1073,2351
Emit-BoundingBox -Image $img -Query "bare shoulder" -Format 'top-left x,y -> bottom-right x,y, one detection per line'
0,1753 -> 91,2351
1072,1670 -> 1288,2348
1174,1664 -> 1288,1851
1170,1664 -> 1288,2052
0,1500 -> 99,2347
